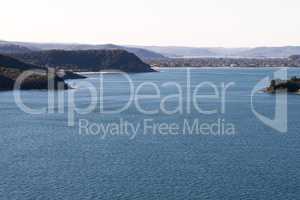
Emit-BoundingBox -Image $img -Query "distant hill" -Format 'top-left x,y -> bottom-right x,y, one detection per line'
67,44 -> 166,60
68,44 -> 166,60
2,40 -> 300,58
134,46 -> 300,58
0,44 -> 33,54
123,47 -> 165,60
134,46 -> 218,58
12,49 -> 155,73
206,47 -> 251,57
236,47 -> 300,58
2,41 -> 165,60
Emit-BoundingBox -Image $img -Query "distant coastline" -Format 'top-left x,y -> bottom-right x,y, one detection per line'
147,56 -> 300,68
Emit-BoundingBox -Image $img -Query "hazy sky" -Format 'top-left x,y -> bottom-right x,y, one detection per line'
1,0 -> 300,47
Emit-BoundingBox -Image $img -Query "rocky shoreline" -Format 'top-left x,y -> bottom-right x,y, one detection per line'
0,55 -> 77,91
0,66 -> 70,91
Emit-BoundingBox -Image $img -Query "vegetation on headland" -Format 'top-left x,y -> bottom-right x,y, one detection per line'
0,54 -> 42,70
0,48 -> 156,91
0,66 -> 69,91
11,49 -> 156,73
0,55 -> 69,91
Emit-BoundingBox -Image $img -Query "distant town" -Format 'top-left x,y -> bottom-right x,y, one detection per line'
147,55 -> 300,68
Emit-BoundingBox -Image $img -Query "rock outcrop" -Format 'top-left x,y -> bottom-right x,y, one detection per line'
265,77 -> 300,93
0,55 -> 69,91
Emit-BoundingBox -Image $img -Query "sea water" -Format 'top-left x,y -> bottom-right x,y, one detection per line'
0,68 -> 300,200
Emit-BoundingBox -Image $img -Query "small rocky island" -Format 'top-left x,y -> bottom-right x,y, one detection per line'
265,76 -> 300,93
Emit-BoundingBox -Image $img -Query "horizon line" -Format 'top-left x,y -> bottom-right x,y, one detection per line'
1,39 -> 300,49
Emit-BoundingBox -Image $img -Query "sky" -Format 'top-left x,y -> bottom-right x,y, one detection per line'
1,0 -> 300,47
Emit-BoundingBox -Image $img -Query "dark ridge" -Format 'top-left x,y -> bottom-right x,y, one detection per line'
0,54 -> 86,80
12,49 -> 156,73
0,75 -> 14,91
0,54 -> 42,70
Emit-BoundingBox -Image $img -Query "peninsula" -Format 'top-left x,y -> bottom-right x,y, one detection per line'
0,55 -> 69,91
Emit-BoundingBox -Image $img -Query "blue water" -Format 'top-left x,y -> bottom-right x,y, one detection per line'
1,68 -> 300,200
